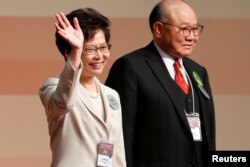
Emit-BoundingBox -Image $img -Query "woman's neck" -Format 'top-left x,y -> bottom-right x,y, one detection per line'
80,76 -> 98,92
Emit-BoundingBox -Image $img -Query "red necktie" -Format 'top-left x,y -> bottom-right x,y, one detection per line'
173,60 -> 189,94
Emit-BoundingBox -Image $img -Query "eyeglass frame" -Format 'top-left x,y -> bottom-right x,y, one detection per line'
83,43 -> 112,55
161,22 -> 204,37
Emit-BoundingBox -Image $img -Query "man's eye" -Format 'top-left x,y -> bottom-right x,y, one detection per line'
192,27 -> 199,31
181,27 -> 190,31
100,46 -> 107,50
86,48 -> 95,52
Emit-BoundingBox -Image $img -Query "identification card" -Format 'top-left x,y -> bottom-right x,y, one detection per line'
186,113 -> 202,141
97,141 -> 113,167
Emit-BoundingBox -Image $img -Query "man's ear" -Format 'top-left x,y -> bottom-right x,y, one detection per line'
154,22 -> 164,38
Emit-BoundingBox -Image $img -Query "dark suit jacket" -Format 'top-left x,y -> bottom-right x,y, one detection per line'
106,41 -> 216,167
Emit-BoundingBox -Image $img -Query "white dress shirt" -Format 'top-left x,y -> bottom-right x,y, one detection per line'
154,42 -> 189,85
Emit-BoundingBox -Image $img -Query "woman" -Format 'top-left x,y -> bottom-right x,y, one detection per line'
39,8 -> 126,167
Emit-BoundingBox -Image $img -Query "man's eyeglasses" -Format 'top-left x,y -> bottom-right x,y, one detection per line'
83,44 -> 112,55
161,22 -> 204,37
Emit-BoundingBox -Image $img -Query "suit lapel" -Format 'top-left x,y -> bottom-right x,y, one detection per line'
144,42 -> 191,132
183,59 -> 211,142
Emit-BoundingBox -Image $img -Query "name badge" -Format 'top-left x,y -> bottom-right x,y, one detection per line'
107,94 -> 119,110
97,141 -> 114,167
186,113 -> 202,141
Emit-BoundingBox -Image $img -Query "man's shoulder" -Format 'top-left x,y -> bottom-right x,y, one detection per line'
118,42 -> 154,61
184,57 -> 205,69
123,47 -> 145,59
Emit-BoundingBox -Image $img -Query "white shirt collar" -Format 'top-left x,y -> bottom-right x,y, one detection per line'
153,41 -> 188,82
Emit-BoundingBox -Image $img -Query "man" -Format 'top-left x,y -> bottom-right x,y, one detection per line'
106,0 -> 215,167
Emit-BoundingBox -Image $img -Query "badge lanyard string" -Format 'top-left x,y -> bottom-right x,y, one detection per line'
184,70 -> 196,115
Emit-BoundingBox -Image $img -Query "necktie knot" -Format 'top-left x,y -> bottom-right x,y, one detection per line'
173,60 -> 181,70
173,60 -> 189,94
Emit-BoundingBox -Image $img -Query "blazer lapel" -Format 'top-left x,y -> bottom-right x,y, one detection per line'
96,79 -> 113,132
75,79 -> 112,137
78,84 -> 99,117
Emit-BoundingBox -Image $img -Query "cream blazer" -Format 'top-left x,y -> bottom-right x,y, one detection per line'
39,60 -> 126,167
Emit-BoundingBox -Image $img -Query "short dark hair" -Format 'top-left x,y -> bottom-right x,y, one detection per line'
55,8 -> 111,60
149,1 -> 165,32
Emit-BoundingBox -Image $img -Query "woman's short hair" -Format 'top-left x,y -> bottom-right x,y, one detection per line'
55,8 -> 111,60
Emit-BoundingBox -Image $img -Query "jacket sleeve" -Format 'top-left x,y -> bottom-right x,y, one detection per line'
39,59 -> 82,118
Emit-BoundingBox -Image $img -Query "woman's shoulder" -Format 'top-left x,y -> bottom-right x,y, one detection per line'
101,83 -> 118,96
40,77 -> 59,90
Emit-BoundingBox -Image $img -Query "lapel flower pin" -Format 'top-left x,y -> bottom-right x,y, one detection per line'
192,71 -> 210,99
192,71 -> 203,87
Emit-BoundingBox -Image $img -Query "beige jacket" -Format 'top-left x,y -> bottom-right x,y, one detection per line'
39,60 -> 126,167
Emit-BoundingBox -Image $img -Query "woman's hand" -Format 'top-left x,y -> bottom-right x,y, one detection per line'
55,12 -> 84,68
55,12 -> 84,51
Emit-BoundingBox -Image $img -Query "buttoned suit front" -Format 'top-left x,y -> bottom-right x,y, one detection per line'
105,41 -> 216,167
39,60 -> 126,167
